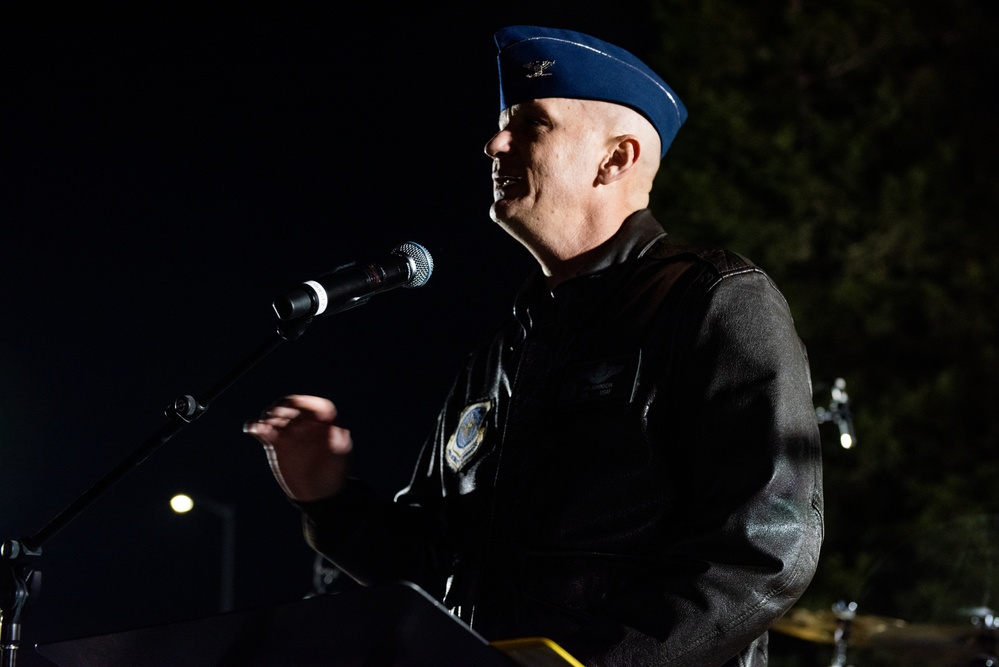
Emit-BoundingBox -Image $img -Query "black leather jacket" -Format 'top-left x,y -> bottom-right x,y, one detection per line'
302,210 -> 824,666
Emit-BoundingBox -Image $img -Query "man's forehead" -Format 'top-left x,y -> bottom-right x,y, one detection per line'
498,100 -> 543,127
499,98 -> 583,124
499,97 -> 633,125
505,99 -> 549,116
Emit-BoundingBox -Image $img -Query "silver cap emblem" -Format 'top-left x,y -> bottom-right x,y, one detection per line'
524,60 -> 555,78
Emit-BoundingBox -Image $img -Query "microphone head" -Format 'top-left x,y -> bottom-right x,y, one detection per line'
394,242 -> 434,288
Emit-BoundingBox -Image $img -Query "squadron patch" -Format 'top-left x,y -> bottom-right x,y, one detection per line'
446,401 -> 491,472
558,350 -> 642,406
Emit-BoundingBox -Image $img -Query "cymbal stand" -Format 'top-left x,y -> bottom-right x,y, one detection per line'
967,607 -> 999,667
816,378 -> 857,449
829,600 -> 857,667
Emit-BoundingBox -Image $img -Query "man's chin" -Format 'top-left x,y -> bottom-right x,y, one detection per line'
491,194 -> 530,220
489,200 -> 513,224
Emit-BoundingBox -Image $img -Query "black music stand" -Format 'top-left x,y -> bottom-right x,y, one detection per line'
34,581 -> 517,667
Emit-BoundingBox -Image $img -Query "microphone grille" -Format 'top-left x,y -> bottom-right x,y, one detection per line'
394,242 -> 434,288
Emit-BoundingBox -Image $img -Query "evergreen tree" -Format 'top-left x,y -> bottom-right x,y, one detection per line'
648,1 -> 999,662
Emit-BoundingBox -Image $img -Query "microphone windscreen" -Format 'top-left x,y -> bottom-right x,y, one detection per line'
395,242 -> 434,288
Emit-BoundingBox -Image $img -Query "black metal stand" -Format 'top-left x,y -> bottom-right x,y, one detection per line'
816,377 -> 857,449
0,316 -> 314,667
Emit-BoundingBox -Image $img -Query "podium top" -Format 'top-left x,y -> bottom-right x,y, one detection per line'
35,581 -> 517,667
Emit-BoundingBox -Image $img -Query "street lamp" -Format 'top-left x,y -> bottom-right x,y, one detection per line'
170,493 -> 236,613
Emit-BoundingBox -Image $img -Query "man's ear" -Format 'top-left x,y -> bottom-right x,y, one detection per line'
596,135 -> 641,185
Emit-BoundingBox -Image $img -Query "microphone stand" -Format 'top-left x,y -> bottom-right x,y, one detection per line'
0,316 -> 313,667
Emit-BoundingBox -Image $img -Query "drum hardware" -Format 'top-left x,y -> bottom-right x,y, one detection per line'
774,602 -> 999,666
862,607 -> 998,666
830,600 -> 857,667
771,600 -> 906,665
964,607 -> 999,632
816,377 -> 857,449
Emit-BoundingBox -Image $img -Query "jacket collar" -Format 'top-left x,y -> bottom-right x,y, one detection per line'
564,208 -> 667,278
513,209 -> 667,326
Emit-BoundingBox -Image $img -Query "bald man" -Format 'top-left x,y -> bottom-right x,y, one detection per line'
246,26 -> 823,667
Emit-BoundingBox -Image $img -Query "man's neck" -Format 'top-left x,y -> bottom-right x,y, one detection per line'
537,207 -> 644,289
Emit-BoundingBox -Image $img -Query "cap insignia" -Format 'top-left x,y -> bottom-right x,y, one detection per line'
524,59 -> 555,78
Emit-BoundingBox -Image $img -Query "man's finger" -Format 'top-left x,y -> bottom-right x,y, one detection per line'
282,394 -> 338,422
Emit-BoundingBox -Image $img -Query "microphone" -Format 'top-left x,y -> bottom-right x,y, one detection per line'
272,242 -> 434,320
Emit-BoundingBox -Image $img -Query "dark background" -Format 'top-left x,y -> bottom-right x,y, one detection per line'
3,2 -> 997,666
0,4 -> 648,659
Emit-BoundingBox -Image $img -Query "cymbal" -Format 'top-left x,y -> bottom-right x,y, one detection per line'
867,622 -> 999,663
771,607 -> 907,647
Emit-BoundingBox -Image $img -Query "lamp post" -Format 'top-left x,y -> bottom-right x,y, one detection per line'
170,493 -> 236,613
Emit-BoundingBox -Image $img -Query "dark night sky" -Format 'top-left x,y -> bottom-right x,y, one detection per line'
1,9 -> 663,662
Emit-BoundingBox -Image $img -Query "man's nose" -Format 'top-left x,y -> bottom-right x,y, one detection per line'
484,130 -> 511,158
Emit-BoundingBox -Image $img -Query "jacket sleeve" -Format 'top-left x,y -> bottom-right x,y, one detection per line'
295,321 -> 511,601
598,268 -> 824,666
296,388 -> 463,600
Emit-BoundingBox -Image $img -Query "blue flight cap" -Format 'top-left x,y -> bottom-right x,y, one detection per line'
494,25 -> 687,158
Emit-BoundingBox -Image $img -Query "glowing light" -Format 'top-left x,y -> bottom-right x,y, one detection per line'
840,432 -> 854,449
168,493 -> 236,612
170,494 -> 194,513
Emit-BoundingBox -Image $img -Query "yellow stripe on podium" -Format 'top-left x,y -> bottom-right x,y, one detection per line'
491,637 -> 585,667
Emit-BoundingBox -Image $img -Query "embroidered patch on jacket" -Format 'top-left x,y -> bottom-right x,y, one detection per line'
557,351 -> 642,406
446,400 -> 492,472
